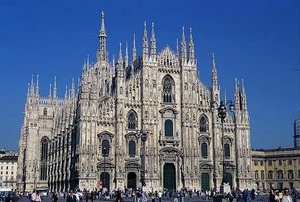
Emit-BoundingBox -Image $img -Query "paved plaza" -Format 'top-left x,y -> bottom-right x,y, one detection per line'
18,194 -> 270,202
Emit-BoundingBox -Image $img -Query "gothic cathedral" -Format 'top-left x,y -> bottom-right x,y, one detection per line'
17,12 -> 252,192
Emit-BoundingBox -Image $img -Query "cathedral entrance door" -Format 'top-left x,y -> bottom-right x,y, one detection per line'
201,173 -> 210,191
163,163 -> 176,190
127,172 -> 137,189
100,172 -> 110,190
226,173 -> 232,188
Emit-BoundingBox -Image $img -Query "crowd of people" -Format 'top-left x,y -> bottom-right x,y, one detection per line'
1,186 -> 299,202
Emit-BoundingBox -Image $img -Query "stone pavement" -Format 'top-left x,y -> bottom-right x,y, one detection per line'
18,194 -> 270,202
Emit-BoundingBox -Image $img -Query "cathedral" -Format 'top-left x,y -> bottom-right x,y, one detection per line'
17,12 -> 252,193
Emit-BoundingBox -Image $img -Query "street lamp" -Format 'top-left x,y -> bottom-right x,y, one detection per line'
140,132 -> 148,188
103,147 -> 108,189
180,150 -> 185,188
33,162 -> 37,191
217,100 -> 234,192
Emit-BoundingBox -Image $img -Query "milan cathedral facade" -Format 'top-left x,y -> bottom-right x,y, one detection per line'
17,12 -> 252,192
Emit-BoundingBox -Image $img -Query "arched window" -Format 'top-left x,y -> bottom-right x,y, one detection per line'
261,171 -> 265,180
102,140 -> 110,156
268,171 -> 273,179
128,111 -> 137,130
255,171 -> 259,179
224,143 -> 230,159
277,170 -> 283,180
200,116 -> 208,132
129,140 -> 136,157
43,108 -> 47,116
201,143 -> 208,158
288,170 -> 294,179
162,76 -> 174,103
165,119 -> 173,137
40,137 -> 48,180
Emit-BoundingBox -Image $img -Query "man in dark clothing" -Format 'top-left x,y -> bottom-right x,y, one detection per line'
67,190 -> 77,202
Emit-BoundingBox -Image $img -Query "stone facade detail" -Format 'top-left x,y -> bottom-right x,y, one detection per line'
17,12 -> 252,192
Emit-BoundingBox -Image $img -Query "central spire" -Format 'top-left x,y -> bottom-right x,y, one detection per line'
99,11 -> 107,62
142,22 -> 149,59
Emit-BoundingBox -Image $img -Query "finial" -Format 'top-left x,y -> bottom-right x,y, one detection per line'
53,76 -> 57,98
125,41 -> 128,66
176,38 -> 179,55
132,33 -> 137,61
118,42 -> 123,62
152,22 -> 154,34
101,11 -> 104,19
65,85 -> 68,100
36,75 -> 39,96
49,84 -> 52,98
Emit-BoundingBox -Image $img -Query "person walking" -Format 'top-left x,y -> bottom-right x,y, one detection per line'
33,192 -> 42,202
52,192 -> 58,202
67,190 -> 77,202
281,188 -> 293,202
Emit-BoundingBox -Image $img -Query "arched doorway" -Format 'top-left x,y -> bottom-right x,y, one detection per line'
201,173 -> 210,191
163,163 -> 176,190
127,172 -> 137,189
100,172 -> 110,190
226,173 -> 232,188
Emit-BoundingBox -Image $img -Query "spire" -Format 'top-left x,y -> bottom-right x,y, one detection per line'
125,41 -> 129,67
241,79 -> 247,110
142,21 -> 148,58
189,27 -> 195,63
118,43 -> 123,64
176,38 -> 179,56
113,54 -> 115,68
150,22 -> 156,57
234,78 -> 240,110
211,53 -> 218,87
99,11 -> 107,62
35,75 -> 39,96
49,84 -> 52,98
71,78 -> 75,99
87,54 -> 90,69
27,83 -> 30,97
53,76 -> 57,98
30,75 -> 35,96
64,85 -> 68,100
132,34 -> 137,61
181,27 -> 187,62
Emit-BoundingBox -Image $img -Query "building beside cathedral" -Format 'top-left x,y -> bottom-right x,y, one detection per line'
251,113 -> 300,190
17,12 -> 252,193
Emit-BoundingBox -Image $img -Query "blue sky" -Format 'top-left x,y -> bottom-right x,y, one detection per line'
0,1 -> 299,151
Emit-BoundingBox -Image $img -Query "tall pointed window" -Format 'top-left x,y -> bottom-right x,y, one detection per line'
43,108 -> 47,116
40,137 -> 48,180
162,76 -> 175,103
224,143 -> 230,159
200,115 -> 208,133
201,143 -> 208,158
165,119 -> 173,137
102,140 -> 110,156
129,140 -> 136,157
127,110 -> 137,130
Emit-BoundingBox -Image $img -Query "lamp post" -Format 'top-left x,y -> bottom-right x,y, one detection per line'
217,100 -> 234,193
33,162 -> 37,191
22,165 -> 26,194
180,150 -> 185,189
140,132 -> 147,188
103,147 -> 108,189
